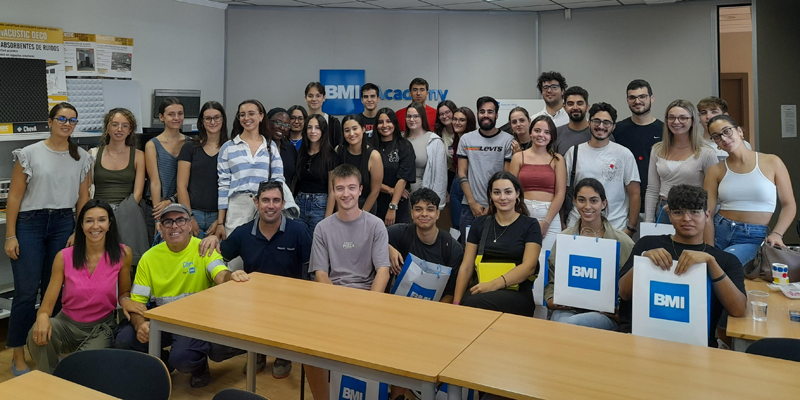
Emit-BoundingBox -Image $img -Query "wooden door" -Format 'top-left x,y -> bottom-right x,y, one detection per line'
720,73 -> 750,143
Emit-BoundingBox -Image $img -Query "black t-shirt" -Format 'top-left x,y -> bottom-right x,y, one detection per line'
358,113 -> 378,147
467,215 -> 542,266
280,139 -> 297,188
618,235 -> 746,347
295,152 -> 329,194
336,146 -> 376,202
378,139 -> 416,188
388,223 -> 464,297
613,118 -> 664,209
177,141 -> 218,212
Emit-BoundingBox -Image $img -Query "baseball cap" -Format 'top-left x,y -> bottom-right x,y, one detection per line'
159,203 -> 191,219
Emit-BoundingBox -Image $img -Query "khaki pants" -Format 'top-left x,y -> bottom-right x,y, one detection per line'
224,193 -> 258,271
27,311 -> 116,374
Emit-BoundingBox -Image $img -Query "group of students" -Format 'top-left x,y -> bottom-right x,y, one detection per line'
2,73 -> 796,399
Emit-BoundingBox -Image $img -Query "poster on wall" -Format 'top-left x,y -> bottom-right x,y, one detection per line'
0,23 -> 67,134
96,34 -> 133,79
63,32 -> 97,78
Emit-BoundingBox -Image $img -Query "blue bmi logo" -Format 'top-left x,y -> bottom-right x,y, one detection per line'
567,254 -> 602,291
650,281 -> 690,323
408,283 -> 436,301
320,70 -> 365,115
339,375 -> 367,400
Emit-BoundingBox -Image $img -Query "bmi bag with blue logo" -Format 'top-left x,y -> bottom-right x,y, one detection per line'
553,233 -> 620,313
631,256 -> 710,347
638,209 -> 675,238
391,253 -> 452,302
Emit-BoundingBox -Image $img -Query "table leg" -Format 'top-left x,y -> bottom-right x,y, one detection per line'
419,381 -> 436,400
447,385 -> 463,400
149,320 -> 161,357
246,351 -> 257,392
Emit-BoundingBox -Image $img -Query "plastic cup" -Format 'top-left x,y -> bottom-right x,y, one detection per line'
748,290 -> 769,321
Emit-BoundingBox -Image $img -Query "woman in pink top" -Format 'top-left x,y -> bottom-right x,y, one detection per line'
27,200 -> 144,374
509,115 -> 566,252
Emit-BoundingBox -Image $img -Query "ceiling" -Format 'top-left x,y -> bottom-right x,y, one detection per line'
205,0 -> 699,12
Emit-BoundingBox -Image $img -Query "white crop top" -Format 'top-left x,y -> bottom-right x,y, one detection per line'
718,153 -> 777,213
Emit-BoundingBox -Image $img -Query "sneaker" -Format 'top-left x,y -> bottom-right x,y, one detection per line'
242,353 -> 267,375
10,360 -> 30,377
189,364 -> 211,388
272,358 -> 292,379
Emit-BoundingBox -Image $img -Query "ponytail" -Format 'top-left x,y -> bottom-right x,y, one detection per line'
68,136 -> 80,161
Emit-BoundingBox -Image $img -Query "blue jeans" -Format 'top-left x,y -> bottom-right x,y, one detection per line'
193,209 -> 218,239
459,204 -> 476,246
714,214 -> 767,266
296,192 -> 328,236
450,179 -> 464,230
550,310 -> 618,331
8,209 -> 75,348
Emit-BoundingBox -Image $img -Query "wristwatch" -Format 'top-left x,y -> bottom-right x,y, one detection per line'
626,225 -> 638,234
388,203 -> 399,210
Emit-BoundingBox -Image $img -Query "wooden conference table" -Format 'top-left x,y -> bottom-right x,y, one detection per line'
0,370 -> 119,399
144,273 -> 501,398
727,280 -> 800,341
440,313 -> 800,400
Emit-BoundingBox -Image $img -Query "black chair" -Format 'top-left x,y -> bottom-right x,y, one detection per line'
745,338 -> 800,362
213,388 -> 268,400
53,348 -> 171,400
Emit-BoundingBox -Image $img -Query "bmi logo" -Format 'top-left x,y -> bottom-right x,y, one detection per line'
567,254 -> 601,291
320,70 -> 365,115
650,281 -> 690,323
339,375 -> 367,400
408,283 -> 436,301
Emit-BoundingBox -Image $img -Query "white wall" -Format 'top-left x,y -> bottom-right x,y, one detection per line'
539,2 -> 719,122
225,7 -> 538,117
2,0 -> 226,125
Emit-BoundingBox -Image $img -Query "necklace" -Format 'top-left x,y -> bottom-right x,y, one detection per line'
673,144 -> 691,149
492,218 -> 512,242
671,237 -> 706,256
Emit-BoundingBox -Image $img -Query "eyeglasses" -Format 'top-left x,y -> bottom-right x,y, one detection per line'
160,217 -> 189,228
406,114 -> 421,120
710,126 -> 736,142
110,122 -> 131,130
627,94 -> 650,102
668,209 -> 705,218
238,111 -> 260,120
667,115 -> 692,123
271,120 -> 291,129
590,118 -> 614,128
290,116 -> 304,121
54,116 -> 79,125
541,84 -> 561,92
258,180 -> 283,194
203,115 -> 222,123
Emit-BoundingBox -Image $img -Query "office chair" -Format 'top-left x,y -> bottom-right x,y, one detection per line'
213,388 -> 269,399
745,338 -> 800,362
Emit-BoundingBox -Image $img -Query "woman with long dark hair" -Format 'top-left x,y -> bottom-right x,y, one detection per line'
295,114 -> 337,234
374,108 -> 416,225
27,200 -> 141,374
216,99 -> 286,243
4,102 -> 93,375
177,101 -> 229,238
403,102 -> 447,211
336,115 -> 383,213
452,171 -> 541,316
92,108 -> 145,207
704,114 -> 796,266
449,107 -> 477,232
144,97 -> 188,243
509,106 -> 533,152
287,105 -> 308,151
509,115 -> 566,252
305,82 -> 343,148
267,108 -> 297,189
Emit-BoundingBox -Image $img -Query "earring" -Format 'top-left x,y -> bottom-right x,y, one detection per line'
516,198 -> 521,204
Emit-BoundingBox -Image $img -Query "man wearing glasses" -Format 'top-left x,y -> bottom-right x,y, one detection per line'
198,180 -> 311,378
564,102 -> 640,235
612,79 -> 664,214
114,203 -> 249,388
531,71 -> 569,127
617,184 -> 746,347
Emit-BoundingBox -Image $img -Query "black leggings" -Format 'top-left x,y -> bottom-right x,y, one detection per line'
462,279 -> 535,317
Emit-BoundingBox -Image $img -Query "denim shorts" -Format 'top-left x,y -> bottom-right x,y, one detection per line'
714,213 -> 767,266
193,209 -> 219,238
297,192 -> 328,236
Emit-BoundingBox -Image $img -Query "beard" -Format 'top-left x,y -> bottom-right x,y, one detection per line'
568,110 -> 586,123
479,118 -> 496,131
631,103 -> 651,116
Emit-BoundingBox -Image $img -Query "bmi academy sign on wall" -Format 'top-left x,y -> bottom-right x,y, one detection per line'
320,69 -> 450,115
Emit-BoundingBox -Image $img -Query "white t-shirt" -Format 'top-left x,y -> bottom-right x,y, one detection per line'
564,142 -> 641,230
531,106 -> 569,128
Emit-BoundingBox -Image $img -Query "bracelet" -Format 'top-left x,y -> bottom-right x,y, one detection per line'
711,272 -> 727,283
121,296 -> 131,302
626,225 -> 638,234
453,301 -> 460,305
5,236 -> 16,241
501,275 -> 508,288
770,231 -> 783,238
459,176 -> 469,184
543,219 -> 551,225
